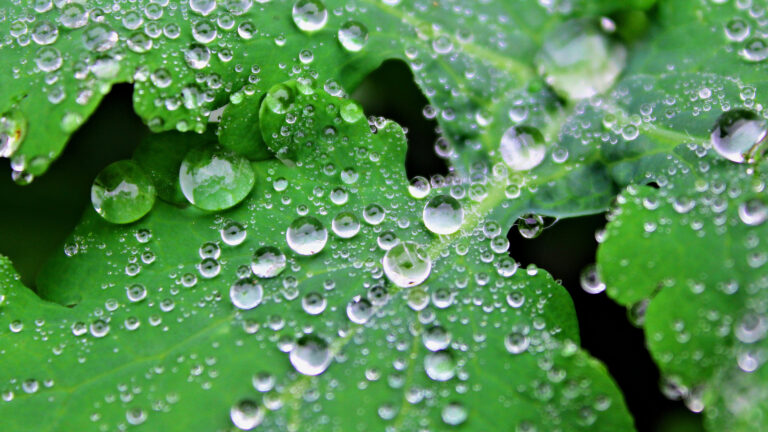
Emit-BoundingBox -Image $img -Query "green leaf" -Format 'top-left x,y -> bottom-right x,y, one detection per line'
0,82 -> 634,431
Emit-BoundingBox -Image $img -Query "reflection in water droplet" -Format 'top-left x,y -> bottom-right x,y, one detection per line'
738,199 -> 768,226
383,242 -> 431,287
230,399 -> 264,430
504,331 -> 530,354
290,335 -> 331,376
580,264 -> 606,294
230,277 -> 263,309
286,216 -> 328,255
347,296 -> 374,324
338,20 -> 368,52
332,212 -> 361,238
424,350 -> 456,381
423,195 -> 464,235
711,109 -> 768,163
500,125 -> 546,171
221,221 -> 247,246
292,0 -> 327,32
251,246 -> 287,278
91,160 -> 156,224
179,147 -> 255,211
441,402 -> 468,426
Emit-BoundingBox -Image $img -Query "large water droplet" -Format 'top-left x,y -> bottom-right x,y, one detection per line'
738,199 -> 768,226
286,216 -> 328,255
441,402 -> 468,426
535,20 -> 625,100
230,400 -> 264,430
230,277 -> 264,309
710,109 -> 767,163
251,246 -> 287,278
332,212 -> 360,238
290,335 -> 331,376
346,296 -> 374,324
0,109 -> 27,158
91,161 -> 156,224
291,0 -> 327,32
338,20 -> 368,52
504,331 -> 530,354
424,350 -> 456,381
179,146 -> 255,211
423,195 -> 463,235
500,125 -> 546,171
382,242 -> 431,287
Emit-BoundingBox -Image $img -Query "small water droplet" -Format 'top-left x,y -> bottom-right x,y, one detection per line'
500,125 -> 546,171
338,20 -> 368,52
291,0 -> 327,32
382,242 -> 431,287
230,277 -> 264,310
290,335 -> 331,376
423,195 -> 464,235
230,399 -> 264,430
286,216 -> 328,255
251,246 -> 287,278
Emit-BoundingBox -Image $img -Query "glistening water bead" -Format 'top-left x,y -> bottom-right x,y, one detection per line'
286,216 -> 328,255
289,335 -> 332,376
499,125 -> 546,172
230,400 -> 264,430
179,146 -> 255,211
710,109 -> 768,163
382,241 -> 432,287
91,160 -> 156,224
251,246 -> 287,278
291,0 -> 327,32
423,195 -> 464,235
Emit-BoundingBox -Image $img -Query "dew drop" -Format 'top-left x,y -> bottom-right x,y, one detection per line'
408,176 -> 431,199
179,147 -> 255,211
221,221 -> 247,245
363,204 -> 386,225
504,331 -> 530,354
441,402 -> 468,426
332,212 -> 361,238
230,399 -> 264,430
382,242 -> 431,287
424,350 -> 456,381
711,110 -> 767,163
346,296 -> 374,324
251,246 -> 287,278
302,292 -> 327,315
291,0 -> 327,32
500,125 -> 546,171
423,195 -> 464,235
535,20 -> 625,100
580,264 -> 606,294
91,161 -> 156,224
230,277 -> 264,310
286,216 -> 328,255
289,335 -> 332,376
338,20 -> 368,52
738,199 -> 768,226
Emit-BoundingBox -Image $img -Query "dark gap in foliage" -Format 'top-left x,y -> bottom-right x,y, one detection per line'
507,214 -> 704,432
351,59 -> 447,179
0,84 -> 148,288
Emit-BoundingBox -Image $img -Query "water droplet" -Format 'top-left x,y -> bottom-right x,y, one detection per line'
179,147 -> 255,211
517,214 -> 544,239
408,176 -> 431,199
725,19 -> 750,42
423,195 -> 463,235
500,125 -> 546,171
221,221 -> 247,245
580,264 -> 606,294
738,199 -> 768,226
264,83 -> 295,114
332,212 -> 361,238
251,246 -> 287,278
230,399 -> 264,430
292,0 -> 327,32
424,350 -> 456,381
126,408 -> 147,426
91,161 -> 156,224
190,0 -> 218,16
535,20 -> 625,100
338,20 -> 368,52
382,242 -> 431,287
290,335 -> 331,376
711,109 -> 768,163
90,319 -> 110,338
302,292 -> 326,315
0,109 -> 27,158
504,330 -> 530,354
363,204 -> 386,225
252,372 -> 275,392
286,216 -> 328,255
230,277 -> 264,310
346,296 -> 374,324
741,38 -> 768,62
35,46 -> 62,72
441,402 -> 468,426
126,284 -> 147,302
82,24 -> 118,52
423,325 -> 451,351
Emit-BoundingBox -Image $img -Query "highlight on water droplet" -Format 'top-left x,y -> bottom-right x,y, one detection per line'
230,277 -> 264,310
251,246 -> 287,278
338,20 -> 368,52
230,399 -> 264,431
91,160 -> 156,224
